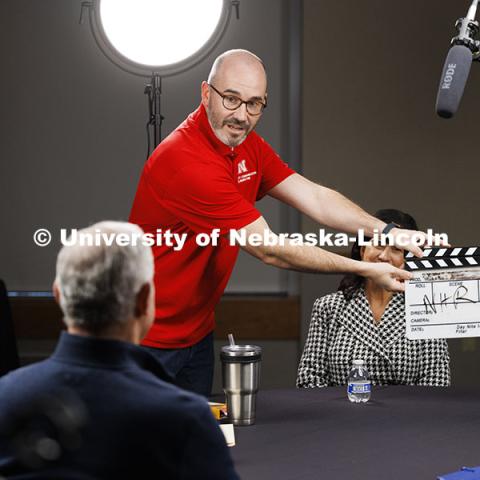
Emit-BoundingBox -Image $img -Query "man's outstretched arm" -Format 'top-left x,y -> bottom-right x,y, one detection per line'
268,173 -> 428,257
236,216 -> 412,293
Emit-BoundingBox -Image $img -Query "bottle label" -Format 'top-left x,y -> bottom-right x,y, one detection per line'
348,382 -> 371,394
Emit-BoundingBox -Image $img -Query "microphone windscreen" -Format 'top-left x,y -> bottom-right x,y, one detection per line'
435,45 -> 472,118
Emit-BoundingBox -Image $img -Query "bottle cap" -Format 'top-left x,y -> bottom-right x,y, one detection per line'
352,359 -> 365,366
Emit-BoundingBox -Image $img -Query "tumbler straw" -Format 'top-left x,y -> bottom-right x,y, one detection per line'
228,333 -> 236,347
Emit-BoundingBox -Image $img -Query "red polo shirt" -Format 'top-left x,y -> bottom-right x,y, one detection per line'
129,104 -> 295,348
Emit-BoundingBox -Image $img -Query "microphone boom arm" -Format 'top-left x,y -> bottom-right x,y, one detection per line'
452,0 -> 480,60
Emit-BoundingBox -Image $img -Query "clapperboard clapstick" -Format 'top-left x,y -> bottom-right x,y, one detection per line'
405,247 -> 480,271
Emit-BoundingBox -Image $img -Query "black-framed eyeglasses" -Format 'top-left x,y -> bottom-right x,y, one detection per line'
208,83 -> 267,116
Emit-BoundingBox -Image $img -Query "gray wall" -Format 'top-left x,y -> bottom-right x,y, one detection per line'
5,0 -> 479,389
301,0 -> 480,386
0,0 -> 294,294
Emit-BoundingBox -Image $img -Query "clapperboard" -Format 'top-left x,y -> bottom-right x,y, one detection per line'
404,247 -> 480,339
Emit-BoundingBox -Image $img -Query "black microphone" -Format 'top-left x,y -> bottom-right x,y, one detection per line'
435,0 -> 480,119
436,45 -> 473,118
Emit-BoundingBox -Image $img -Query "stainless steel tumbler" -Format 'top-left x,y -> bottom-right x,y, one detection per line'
220,344 -> 262,426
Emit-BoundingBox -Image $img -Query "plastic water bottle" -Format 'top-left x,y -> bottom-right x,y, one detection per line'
347,359 -> 371,403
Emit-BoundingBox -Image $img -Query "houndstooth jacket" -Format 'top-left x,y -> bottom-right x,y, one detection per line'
297,289 -> 451,388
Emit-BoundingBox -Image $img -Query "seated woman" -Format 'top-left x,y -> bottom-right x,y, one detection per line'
297,209 -> 451,388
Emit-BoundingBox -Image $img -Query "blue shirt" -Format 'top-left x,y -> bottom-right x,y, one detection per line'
0,332 -> 239,479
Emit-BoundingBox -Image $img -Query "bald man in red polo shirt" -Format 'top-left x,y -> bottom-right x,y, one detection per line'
129,49 -> 425,396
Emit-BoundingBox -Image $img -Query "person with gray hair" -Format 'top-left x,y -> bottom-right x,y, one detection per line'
55,221 -> 154,338
0,221 -> 239,480
130,48 -> 432,397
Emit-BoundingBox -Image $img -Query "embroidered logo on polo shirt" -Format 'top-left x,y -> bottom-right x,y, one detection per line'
237,159 -> 257,183
238,160 -> 248,174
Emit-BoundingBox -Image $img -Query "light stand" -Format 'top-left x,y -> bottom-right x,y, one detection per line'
144,73 -> 163,154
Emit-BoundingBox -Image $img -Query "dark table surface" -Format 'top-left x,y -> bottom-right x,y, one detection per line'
230,386 -> 480,480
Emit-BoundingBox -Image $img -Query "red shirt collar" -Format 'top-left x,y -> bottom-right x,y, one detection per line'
191,104 -> 241,159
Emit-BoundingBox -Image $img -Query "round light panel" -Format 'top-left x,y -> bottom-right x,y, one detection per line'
91,0 -> 229,76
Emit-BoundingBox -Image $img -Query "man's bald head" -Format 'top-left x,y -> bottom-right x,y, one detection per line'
207,49 -> 267,87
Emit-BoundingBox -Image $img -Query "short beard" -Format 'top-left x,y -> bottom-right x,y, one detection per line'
206,104 -> 250,147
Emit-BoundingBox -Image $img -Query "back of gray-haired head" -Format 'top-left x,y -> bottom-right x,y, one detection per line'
55,221 -> 153,334
207,49 -> 267,85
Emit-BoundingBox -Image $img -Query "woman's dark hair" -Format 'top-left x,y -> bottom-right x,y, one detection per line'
338,208 -> 419,299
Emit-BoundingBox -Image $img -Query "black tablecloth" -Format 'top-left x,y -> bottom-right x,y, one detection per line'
230,386 -> 480,480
